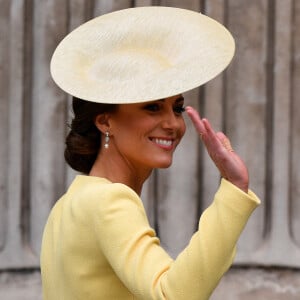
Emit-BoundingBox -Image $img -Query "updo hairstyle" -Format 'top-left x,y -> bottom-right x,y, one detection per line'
65,97 -> 117,174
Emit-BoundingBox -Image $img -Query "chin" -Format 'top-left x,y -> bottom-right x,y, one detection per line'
145,154 -> 174,169
155,159 -> 173,169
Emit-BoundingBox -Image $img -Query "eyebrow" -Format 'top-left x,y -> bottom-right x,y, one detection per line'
175,96 -> 185,103
158,96 -> 185,103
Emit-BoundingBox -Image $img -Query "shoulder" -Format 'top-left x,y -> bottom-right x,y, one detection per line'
68,175 -> 145,214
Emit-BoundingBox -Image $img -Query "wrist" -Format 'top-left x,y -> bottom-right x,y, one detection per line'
231,181 -> 248,193
223,177 -> 248,193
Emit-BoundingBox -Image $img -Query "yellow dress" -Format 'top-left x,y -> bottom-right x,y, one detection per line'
41,175 -> 260,300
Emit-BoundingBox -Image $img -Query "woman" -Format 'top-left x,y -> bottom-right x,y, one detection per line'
41,6 -> 260,300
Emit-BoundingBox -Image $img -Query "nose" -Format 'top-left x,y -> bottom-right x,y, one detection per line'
161,109 -> 184,132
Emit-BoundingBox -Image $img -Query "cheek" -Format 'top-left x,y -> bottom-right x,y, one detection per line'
123,115 -> 157,133
112,116 -> 152,142
124,118 -> 152,133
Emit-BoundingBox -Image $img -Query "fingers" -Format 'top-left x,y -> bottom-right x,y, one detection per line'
216,132 -> 234,152
186,106 -> 219,150
186,106 -> 234,153
186,106 -> 218,141
185,106 -> 206,137
185,107 -> 249,192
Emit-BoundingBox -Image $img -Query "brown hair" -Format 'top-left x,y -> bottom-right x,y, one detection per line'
65,97 -> 117,174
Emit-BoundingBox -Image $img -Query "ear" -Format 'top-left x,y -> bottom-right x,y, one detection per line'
94,114 -> 111,134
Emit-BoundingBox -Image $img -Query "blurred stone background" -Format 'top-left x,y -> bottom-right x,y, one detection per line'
0,0 -> 299,299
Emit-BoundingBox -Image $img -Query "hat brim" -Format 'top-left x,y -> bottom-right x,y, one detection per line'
50,6 -> 235,104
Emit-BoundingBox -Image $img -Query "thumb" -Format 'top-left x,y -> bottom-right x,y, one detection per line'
216,132 -> 234,152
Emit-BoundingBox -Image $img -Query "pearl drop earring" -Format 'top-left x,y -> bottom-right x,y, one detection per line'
104,131 -> 110,149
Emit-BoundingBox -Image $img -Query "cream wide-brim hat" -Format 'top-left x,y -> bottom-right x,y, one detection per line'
50,6 -> 235,104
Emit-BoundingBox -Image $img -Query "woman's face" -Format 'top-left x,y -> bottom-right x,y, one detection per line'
108,95 -> 186,171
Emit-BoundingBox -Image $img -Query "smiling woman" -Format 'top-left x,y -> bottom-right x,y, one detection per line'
40,6 -> 260,300
89,95 -> 186,194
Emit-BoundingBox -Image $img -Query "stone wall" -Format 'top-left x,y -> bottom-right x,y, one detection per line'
1,268 -> 300,300
1,0 -> 300,299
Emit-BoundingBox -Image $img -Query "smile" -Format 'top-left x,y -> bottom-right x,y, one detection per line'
154,138 -> 172,146
151,138 -> 174,149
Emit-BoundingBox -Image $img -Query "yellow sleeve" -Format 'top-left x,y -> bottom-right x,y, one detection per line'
91,178 -> 260,300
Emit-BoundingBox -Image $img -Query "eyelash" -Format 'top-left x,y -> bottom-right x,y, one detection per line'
174,106 -> 185,114
144,104 -> 185,115
144,104 -> 160,112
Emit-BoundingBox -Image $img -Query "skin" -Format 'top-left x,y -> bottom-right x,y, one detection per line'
90,95 -> 186,194
90,95 -> 249,195
185,106 -> 249,193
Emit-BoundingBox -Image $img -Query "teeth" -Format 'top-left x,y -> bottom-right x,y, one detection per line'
154,138 -> 172,146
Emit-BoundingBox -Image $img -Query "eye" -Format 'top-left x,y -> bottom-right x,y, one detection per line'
173,105 -> 185,115
144,103 -> 160,112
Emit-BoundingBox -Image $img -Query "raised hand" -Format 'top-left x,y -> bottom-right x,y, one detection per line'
185,106 -> 249,193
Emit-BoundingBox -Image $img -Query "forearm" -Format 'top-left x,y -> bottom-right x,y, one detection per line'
159,179 -> 260,300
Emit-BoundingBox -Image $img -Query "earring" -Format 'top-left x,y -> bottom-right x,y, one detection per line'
104,131 -> 110,149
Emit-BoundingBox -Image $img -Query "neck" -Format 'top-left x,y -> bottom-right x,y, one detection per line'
89,148 -> 152,196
